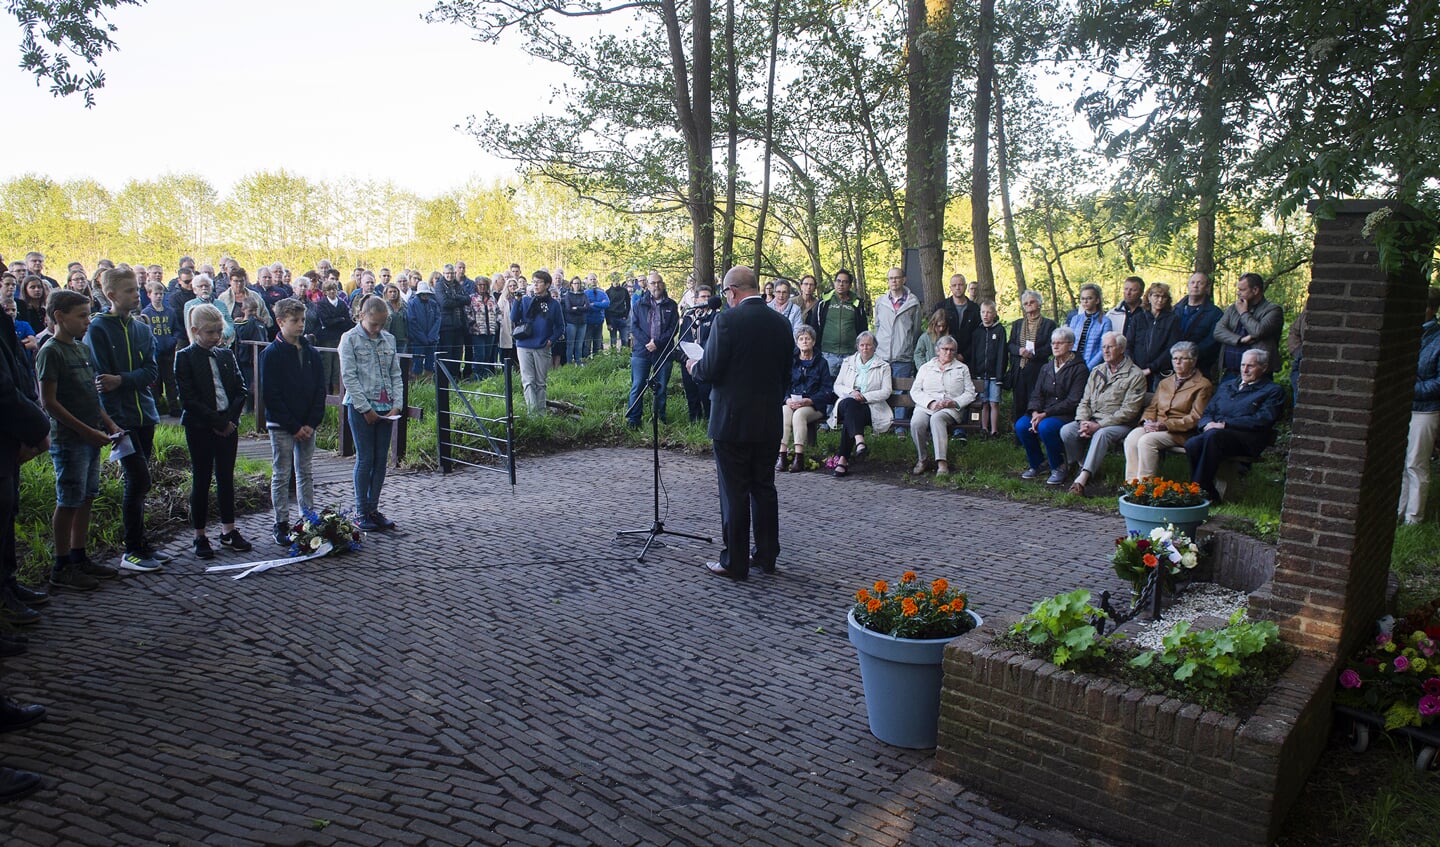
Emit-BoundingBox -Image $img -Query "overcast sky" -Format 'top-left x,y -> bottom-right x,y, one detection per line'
2,0 -> 556,196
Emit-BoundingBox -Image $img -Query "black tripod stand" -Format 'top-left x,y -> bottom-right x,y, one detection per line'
616,353 -> 711,562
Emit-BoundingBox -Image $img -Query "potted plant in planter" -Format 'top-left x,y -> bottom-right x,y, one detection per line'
848,571 -> 980,748
1118,476 -> 1209,536
1111,523 -> 1202,608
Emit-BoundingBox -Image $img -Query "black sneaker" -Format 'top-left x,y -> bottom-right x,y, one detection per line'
370,512 -> 396,530
194,536 -> 215,560
272,524 -> 292,548
137,546 -> 173,564
0,589 -> 39,627
51,564 -> 100,592
76,556 -> 119,580
355,515 -> 381,532
218,530 -> 252,553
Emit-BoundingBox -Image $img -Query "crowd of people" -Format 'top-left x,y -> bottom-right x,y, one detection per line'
1,244 -> 1437,793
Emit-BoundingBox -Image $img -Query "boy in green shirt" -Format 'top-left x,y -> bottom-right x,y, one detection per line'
36,290 -> 122,591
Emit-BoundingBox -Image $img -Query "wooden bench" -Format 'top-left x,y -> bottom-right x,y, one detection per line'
888,377 -> 983,438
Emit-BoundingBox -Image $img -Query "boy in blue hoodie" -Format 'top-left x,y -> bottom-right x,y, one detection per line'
87,267 -> 168,573
260,298 -> 327,547
140,281 -> 180,416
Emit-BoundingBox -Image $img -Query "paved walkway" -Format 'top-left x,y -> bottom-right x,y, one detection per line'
0,446 -> 1127,846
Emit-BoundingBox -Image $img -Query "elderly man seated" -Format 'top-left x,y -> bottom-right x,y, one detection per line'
1122,341 -> 1215,481
1184,348 -> 1286,502
910,335 -> 975,476
1059,331 -> 1147,492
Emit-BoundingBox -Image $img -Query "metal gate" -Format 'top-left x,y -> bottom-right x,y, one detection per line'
433,356 -> 516,485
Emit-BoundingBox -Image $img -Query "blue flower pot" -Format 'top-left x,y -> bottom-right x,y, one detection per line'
847,609 -> 982,748
1117,496 -> 1210,538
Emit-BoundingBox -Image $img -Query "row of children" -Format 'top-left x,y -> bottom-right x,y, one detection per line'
0,267 -> 405,633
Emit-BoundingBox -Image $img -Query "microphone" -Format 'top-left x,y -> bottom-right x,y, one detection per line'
706,295 -> 724,310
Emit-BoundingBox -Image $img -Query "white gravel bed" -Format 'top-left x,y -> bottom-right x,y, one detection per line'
1130,583 -> 1249,650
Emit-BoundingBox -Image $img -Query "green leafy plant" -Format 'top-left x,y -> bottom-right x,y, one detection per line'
1010,589 -> 1122,668
1130,610 -> 1280,689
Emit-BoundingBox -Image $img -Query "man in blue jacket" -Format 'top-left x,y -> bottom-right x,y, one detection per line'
1400,289 -> 1440,524
261,298 -> 328,546
88,267 -> 167,573
584,273 -> 610,359
1176,271 -> 1224,380
627,272 -> 679,429
1184,348 -> 1286,502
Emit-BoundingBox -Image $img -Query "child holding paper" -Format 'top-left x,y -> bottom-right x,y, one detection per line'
35,290 -> 123,591
339,297 -> 404,533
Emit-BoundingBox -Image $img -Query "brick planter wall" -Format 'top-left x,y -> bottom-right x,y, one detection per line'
935,620 -> 1334,847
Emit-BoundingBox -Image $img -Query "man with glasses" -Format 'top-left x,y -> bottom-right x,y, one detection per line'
688,265 -> 793,581
808,268 -> 869,374
626,272 -> 679,429
873,267 -> 923,379
24,252 -> 56,290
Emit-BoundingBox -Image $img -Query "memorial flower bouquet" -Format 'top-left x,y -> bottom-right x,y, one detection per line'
1334,603 -> 1440,729
851,571 -> 976,639
1112,523 -> 1201,597
1121,476 -> 1207,507
288,507 -> 364,557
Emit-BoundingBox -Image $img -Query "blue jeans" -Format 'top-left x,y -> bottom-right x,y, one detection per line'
566,323 -> 587,364
469,334 -> 497,377
608,320 -> 632,349
585,323 -> 604,358
1015,415 -> 1067,470
347,405 -> 393,516
628,353 -> 673,426
410,343 -> 436,375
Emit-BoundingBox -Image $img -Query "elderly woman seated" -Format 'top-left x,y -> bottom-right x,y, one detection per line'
1059,331 -> 1148,494
910,335 -> 975,476
1016,326 -> 1089,481
778,325 -> 835,472
1122,341 -> 1215,481
827,331 -> 893,477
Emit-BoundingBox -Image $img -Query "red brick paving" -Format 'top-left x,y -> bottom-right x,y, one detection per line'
0,445 -> 1126,846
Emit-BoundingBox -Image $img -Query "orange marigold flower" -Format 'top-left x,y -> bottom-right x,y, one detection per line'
855,589 -> 871,603
874,580 -> 888,594
902,571 -> 917,583
1134,486 -> 1147,499
867,598 -> 883,613
938,603 -> 951,613
1143,553 -> 1158,568
901,598 -> 919,617
1188,482 -> 1201,494
954,597 -> 966,611
931,578 -> 949,595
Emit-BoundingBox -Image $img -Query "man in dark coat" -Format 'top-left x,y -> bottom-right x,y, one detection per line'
1184,348 -> 1286,502
688,266 -> 793,581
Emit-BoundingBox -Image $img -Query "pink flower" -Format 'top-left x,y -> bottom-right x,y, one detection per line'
1394,655 -> 1411,672
1425,678 -> 1440,697
1419,638 -> 1436,658
1338,669 -> 1362,689
1376,632 -> 1392,645
1420,695 -> 1440,717
1364,657 -> 1380,668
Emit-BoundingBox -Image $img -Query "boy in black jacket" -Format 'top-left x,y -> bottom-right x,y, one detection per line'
88,267 -> 168,573
968,301 -> 1008,437
260,298 -> 327,547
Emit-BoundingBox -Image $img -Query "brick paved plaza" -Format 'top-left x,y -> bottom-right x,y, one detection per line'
0,446 -> 1125,846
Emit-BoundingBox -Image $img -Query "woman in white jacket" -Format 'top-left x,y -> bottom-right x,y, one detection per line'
827,331 -> 893,477
910,335 -> 975,475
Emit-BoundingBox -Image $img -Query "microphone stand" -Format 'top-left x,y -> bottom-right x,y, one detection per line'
616,310 -> 711,562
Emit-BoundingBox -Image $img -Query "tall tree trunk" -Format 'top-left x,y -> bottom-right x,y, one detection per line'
719,0 -> 738,276
971,0 -> 996,302
752,0 -> 782,271
993,80 -> 1027,301
1193,24 -> 1226,275
904,0 -> 957,306
661,0 -> 714,287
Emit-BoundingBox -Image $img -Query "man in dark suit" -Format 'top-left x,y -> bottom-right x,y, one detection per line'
688,266 -> 793,581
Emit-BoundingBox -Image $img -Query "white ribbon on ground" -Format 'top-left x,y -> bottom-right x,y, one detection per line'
205,542 -> 334,579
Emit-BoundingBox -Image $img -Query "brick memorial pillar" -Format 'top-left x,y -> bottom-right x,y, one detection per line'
1250,200 -> 1434,656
